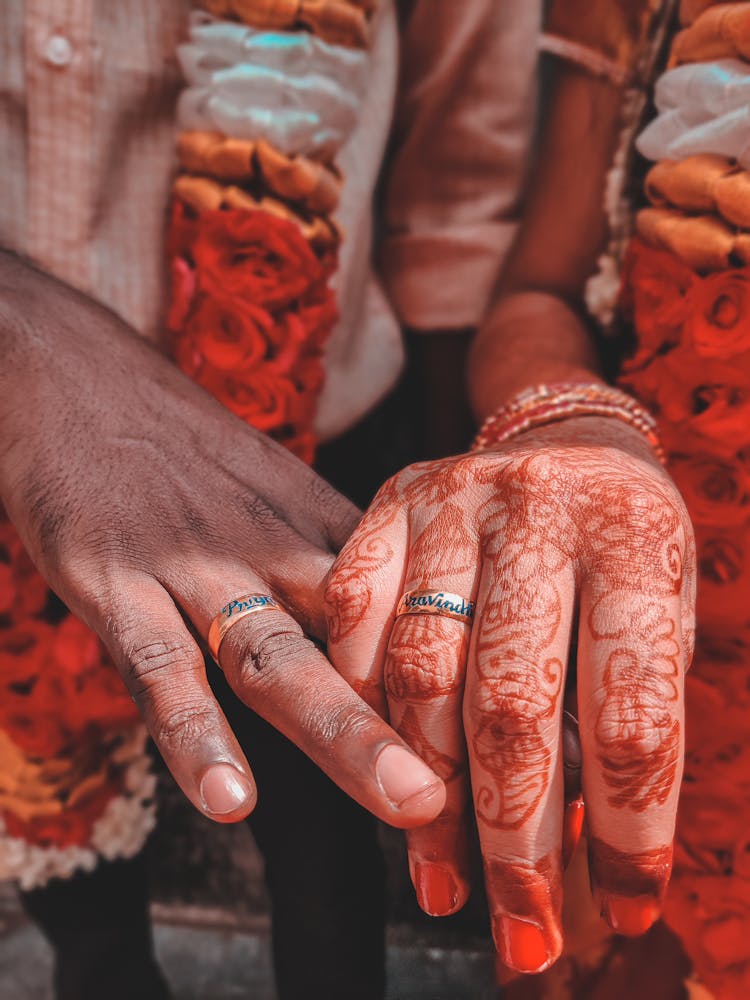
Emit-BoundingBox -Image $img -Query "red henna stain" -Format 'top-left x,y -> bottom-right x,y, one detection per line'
587,835 -> 673,900
590,599 -> 682,811
385,615 -> 468,702
395,705 -> 464,783
324,481 -> 401,643
472,658 -> 563,830
484,850 -> 563,967
402,456 -> 477,508
409,502 -> 476,581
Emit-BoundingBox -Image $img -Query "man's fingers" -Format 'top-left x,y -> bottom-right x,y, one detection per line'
578,581 -> 685,937
465,549 -> 576,974
214,600 -> 446,828
325,486 -> 407,716
104,574 -> 257,822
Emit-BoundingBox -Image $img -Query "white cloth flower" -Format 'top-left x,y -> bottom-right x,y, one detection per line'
637,59 -> 750,168
177,14 -> 368,158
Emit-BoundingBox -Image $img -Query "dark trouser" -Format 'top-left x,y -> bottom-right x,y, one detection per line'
19,676 -> 386,1000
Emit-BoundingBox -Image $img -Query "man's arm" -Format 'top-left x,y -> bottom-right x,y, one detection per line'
0,250 -> 446,827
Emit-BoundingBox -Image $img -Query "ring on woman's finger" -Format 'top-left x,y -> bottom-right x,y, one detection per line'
396,589 -> 475,625
208,594 -> 281,664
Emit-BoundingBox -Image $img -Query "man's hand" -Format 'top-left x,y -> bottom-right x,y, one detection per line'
0,253 -> 445,828
325,415 -> 695,973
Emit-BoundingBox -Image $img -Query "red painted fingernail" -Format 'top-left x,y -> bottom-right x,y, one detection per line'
602,895 -> 660,937
562,798 -> 585,869
415,863 -> 458,916
492,916 -> 550,973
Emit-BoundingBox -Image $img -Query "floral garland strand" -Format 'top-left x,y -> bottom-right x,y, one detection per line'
617,3 -> 750,996
0,516 -> 151,885
167,0 -> 375,464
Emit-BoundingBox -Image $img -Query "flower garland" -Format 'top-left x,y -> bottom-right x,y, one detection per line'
617,3 -> 750,996
0,517 -> 149,886
167,1 -> 374,463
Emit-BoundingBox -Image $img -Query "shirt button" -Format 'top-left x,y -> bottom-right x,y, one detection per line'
43,34 -> 74,68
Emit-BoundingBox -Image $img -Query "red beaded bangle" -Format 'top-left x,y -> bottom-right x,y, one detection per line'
471,382 -> 666,464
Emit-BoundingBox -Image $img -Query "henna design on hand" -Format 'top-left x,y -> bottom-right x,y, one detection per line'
408,502 -> 476,582
591,602 -> 681,812
386,615 -> 468,701
324,478 -> 400,642
587,835 -> 673,899
394,705 -> 464,783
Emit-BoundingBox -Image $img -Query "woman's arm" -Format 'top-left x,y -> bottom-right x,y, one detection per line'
469,65 -> 625,416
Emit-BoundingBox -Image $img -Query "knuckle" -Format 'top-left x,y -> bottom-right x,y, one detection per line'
234,628 -> 310,684
386,620 -> 464,700
310,700 -> 375,744
152,703 -> 217,754
234,493 -> 285,536
123,637 -> 202,697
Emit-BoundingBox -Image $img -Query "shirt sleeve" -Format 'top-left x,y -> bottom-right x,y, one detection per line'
377,0 -> 542,331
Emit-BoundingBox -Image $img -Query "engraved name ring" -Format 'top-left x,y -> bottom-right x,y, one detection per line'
208,594 -> 281,664
395,589 -> 475,625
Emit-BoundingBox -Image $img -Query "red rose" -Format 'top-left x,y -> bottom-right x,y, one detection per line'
211,370 -> 302,432
620,238 -> 694,370
185,293 -> 273,372
52,615 -> 104,676
166,198 -> 201,259
284,431 -> 317,465
192,209 -> 327,311
686,270 -> 750,358
166,256 -> 197,333
670,453 -> 750,526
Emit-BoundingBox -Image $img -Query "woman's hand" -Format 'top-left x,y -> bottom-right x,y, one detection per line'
0,253 -> 445,831
325,414 -> 695,973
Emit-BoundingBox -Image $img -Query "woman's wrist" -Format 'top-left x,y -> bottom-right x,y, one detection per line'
471,381 -> 666,464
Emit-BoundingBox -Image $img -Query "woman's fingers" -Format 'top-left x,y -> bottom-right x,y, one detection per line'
325,481 -> 407,716
578,584 -> 685,936
577,479 -> 690,937
464,516 -> 577,974
386,613 -> 472,915
384,506 -> 481,916
103,573 -> 257,822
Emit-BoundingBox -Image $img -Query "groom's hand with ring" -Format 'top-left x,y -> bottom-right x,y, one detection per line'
0,252 -> 446,829
325,413 -> 695,975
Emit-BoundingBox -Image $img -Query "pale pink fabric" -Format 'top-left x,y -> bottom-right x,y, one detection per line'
380,0 -> 541,332
0,1 -> 541,435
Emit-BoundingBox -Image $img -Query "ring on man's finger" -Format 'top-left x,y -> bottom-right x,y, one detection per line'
396,589 -> 475,625
208,594 -> 281,664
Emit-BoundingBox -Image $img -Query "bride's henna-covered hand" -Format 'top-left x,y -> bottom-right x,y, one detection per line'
325,415 -> 695,974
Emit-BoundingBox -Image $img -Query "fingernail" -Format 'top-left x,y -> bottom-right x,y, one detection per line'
199,764 -> 254,816
562,799 -> 585,869
415,863 -> 459,916
492,916 -> 550,974
602,895 -> 660,937
375,744 -> 443,810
